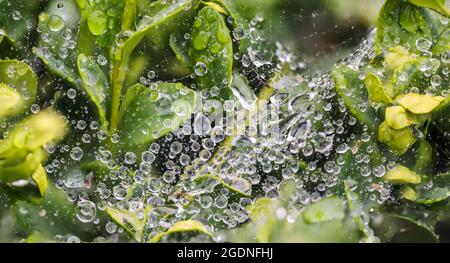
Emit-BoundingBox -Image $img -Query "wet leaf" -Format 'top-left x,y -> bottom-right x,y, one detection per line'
332,65 -> 379,131
364,72 -> 393,104
0,60 -> 37,119
378,121 -> 417,155
408,0 -> 450,17
149,220 -> 212,243
118,83 -> 196,153
383,165 -> 422,184
375,0 -> 434,54
385,106 -> 421,130
77,54 -> 110,130
31,164 -> 47,197
188,6 -> 233,98
414,172 -> 450,204
302,196 -> 345,224
372,214 -> 438,242
396,93 -> 445,114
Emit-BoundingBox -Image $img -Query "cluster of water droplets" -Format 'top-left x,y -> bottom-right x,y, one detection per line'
21,3 -> 449,242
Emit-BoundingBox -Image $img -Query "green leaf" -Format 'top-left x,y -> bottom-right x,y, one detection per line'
13,184 -> 99,240
33,3 -> 82,88
149,220 -> 212,243
188,6 -> 233,98
414,172 -> 450,204
105,206 -> 150,242
378,121 -> 417,155
76,0 -> 125,49
372,214 -> 438,242
77,54 -> 110,130
0,60 -> 38,119
432,27 -> 450,55
0,0 -> 42,46
302,196 -> 345,224
109,0 -> 195,132
383,165 -> 422,184
246,197 -> 273,221
375,0 -> 434,54
169,33 -> 190,66
408,0 -> 450,17
364,72 -> 393,104
344,180 -> 375,241
191,174 -> 252,197
0,83 -> 24,119
384,46 -> 416,70
0,110 -> 67,183
118,83 -> 196,153
412,139 -> 432,174
332,65 -> 379,131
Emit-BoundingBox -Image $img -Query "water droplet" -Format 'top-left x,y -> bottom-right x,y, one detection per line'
416,38 -> 432,52
88,11 -> 107,36
193,113 -> 211,136
70,147 -> 83,161
124,152 -> 137,164
12,11 -> 21,21
194,62 -> 208,76
97,55 -> 107,65
30,104 -> 40,114
288,94 -> 310,113
287,121 -> 309,142
48,15 -> 65,32
67,88 -> 77,99
76,200 -> 96,223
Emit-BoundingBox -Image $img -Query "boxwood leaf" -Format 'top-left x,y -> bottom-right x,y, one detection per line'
383,165 -> 422,184
149,220 -> 212,243
364,72 -> 393,104
378,121 -> 417,155
188,5 -> 233,98
408,0 -> 450,17
385,106 -> 421,130
0,0 -> 42,46
375,0 -> 434,54
33,2 -> 82,89
0,110 -> 67,183
109,0 -> 195,132
117,83 -> 196,153
31,164 -> 48,197
414,172 -> 450,204
332,65 -> 379,132
302,196 -> 345,224
77,54 -> 110,130
396,93 -> 445,114
105,206 -> 150,242
0,60 -> 38,119
372,214 -> 438,242
412,139 -> 432,174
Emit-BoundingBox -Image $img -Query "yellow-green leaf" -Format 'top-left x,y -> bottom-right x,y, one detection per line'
402,185 -> 417,201
0,83 -> 23,118
396,93 -> 445,114
31,164 -> 48,196
105,206 -> 148,242
378,121 -> 417,155
384,46 -> 415,70
385,106 -> 420,129
384,165 -> 422,184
